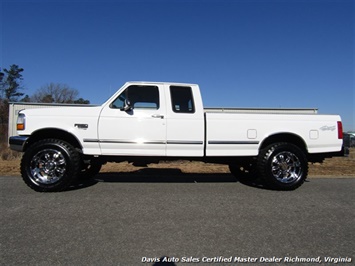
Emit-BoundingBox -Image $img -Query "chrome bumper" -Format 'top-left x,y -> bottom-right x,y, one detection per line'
9,136 -> 29,152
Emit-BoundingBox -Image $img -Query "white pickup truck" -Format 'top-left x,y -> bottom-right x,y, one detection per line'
9,81 -> 345,192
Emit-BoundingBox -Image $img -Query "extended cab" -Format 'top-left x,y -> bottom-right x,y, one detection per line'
9,82 -> 345,192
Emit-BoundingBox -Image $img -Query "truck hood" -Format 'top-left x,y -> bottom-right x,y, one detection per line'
20,105 -> 103,117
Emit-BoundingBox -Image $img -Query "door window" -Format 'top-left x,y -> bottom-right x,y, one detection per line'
111,85 -> 160,110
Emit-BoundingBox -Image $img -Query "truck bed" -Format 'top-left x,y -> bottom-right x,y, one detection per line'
204,107 -> 318,114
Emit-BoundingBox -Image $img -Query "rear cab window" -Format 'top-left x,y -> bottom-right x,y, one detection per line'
170,86 -> 195,113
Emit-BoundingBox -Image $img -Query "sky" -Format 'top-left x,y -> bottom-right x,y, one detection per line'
1,0 -> 354,131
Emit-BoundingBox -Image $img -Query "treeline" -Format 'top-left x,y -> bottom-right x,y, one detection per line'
0,64 -> 90,144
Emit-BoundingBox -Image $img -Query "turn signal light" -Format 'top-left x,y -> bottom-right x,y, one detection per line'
16,113 -> 26,131
17,124 -> 25,130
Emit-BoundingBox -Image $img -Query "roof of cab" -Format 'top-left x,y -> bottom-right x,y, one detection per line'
125,81 -> 198,87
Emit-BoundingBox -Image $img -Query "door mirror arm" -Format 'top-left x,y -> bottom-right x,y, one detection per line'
120,99 -> 132,112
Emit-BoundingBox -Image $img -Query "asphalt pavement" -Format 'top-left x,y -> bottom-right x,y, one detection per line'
1,172 -> 354,266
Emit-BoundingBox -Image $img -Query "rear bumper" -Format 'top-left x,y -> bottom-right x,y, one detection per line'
9,136 -> 29,152
308,145 -> 349,163
331,145 -> 349,157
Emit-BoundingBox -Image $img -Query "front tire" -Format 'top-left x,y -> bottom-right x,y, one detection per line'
21,139 -> 81,192
257,143 -> 308,190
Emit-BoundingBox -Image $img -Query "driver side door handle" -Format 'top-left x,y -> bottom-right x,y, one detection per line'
152,114 -> 164,119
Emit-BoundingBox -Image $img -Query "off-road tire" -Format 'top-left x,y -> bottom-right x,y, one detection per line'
257,142 -> 308,190
21,139 -> 81,192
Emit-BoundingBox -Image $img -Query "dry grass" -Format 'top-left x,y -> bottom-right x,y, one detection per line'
0,143 -> 22,161
308,150 -> 355,177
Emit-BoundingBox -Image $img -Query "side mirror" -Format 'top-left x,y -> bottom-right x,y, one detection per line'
120,99 -> 132,112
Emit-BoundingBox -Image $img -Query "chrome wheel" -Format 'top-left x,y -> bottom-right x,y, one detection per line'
21,139 -> 81,192
258,143 -> 308,190
271,151 -> 303,184
30,149 -> 67,185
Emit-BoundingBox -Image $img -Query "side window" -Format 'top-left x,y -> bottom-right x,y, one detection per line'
170,86 -> 195,113
110,93 -> 126,109
111,85 -> 159,110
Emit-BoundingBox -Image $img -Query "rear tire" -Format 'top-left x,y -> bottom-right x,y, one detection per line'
257,142 -> 308,190
21,139 -> 81,192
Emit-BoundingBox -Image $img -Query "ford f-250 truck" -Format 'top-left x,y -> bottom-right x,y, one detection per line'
9,82 -> 345,192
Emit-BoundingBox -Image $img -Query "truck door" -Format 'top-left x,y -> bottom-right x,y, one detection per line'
165,84 -> 205,157
98,84 -> 166,156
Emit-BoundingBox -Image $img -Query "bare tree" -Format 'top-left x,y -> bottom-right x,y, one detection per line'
32,83 -> 79,103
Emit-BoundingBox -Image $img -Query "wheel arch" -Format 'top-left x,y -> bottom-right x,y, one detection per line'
259,133 -> 307,152
24,128 -> 83,152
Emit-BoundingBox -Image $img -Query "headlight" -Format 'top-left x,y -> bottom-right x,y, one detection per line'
17,113 -> 26,130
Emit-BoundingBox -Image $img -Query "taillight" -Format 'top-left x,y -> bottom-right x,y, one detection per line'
337,121 -> 343,139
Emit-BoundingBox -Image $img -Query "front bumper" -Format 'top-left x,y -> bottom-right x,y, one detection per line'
9,136 -> 29,152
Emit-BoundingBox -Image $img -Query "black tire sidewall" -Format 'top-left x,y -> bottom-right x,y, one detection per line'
21,139 -> 80,192
258,143 -> 308,190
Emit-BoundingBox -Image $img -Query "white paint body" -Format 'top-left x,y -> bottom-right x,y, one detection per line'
16,82 -> 343,157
